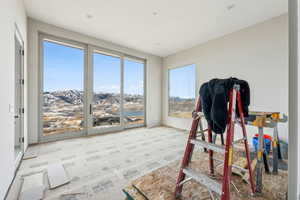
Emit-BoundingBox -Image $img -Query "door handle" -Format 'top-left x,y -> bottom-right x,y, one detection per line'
89,104 -> 92,115
14,115 -> 19,119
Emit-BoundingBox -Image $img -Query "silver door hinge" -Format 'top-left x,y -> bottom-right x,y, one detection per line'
19,137 -> 24,143
19,108 -> 24,114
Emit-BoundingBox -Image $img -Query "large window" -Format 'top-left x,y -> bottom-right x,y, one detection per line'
40,34 -> 146,141
168,64 -> 196,118
42,40 -> 85,136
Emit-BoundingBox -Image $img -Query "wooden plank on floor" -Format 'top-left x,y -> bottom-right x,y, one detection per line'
47,163 -> 70,189
23,151 -> 38,160
19,173 -> 45,200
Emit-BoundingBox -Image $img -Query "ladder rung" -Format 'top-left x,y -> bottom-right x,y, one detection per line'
183,168 -> 222,195
178,177 -> 192,186
190,139 -> 225,154
233,137 -> 246,144
213,158 -> 248,172
197,129 -> 208,134
193,111 -> 205,118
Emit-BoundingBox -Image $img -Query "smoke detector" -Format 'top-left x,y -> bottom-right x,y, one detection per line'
227,4 -> 235,10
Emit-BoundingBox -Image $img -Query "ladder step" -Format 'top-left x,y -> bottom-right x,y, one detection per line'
183,168 -> 222,195
233,137 -> 246,144
197,129 -> 208,134
192,111 -> 205,119
190,139 -> 225,154
213,158 -> 248,172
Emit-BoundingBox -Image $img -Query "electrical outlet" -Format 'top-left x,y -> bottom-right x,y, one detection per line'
9,104 -> 14,114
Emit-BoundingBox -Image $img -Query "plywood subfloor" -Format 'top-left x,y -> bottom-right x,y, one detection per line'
124,150 -> 288,200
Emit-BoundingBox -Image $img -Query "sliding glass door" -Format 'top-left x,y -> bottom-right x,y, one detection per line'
90,50 -> 122,133
40,34 -> 145,142
40,35 -> 86,141
124,58 -> 145,127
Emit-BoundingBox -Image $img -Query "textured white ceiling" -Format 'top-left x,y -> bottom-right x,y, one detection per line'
24,0 -> 287,57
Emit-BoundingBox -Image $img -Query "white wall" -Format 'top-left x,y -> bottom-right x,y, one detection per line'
162,14 -> 288,142
0,0 -> 27,199
27,18 -> 162,144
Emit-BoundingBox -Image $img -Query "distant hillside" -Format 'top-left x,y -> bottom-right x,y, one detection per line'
44,90 -> 143,105
169,96 -> 195,102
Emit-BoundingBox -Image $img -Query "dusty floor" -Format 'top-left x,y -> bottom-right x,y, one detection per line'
8,126 -> 189,200
125,150 -> 288,200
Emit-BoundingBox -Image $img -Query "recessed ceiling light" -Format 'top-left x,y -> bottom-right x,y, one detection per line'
152,12 -> 158,16
86,14 -> 93,19
227,4 -> 235,10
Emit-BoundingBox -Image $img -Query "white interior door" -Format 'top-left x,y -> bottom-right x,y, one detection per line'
14,31 -> 24,165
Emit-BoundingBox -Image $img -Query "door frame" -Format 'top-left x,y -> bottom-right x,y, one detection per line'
87,46 -> 147,134
14,24 -> 25,168
38,33 -> 146,142
123,56 -> 147,129
87,45 -> 125,135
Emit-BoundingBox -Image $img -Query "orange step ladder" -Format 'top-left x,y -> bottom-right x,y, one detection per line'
174,84 -> 255,200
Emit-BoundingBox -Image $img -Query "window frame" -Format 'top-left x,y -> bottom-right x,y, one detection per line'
38,33 -> 88,142
123,56 -> 146,129
38,33 -> 147,143
168,64 -> 196,118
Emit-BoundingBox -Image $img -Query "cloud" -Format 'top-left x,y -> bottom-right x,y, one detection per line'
94,85 -> 120,93
125,81 -> 144,95
94,82 -> 144,95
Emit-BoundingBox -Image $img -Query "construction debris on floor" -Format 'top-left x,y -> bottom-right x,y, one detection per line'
7,127 -> 189,200
19,172 -> 45,200
47,163 -> 70,189
22,150 -> 38,160
123,149 -> 288,200
17,163 -> 70,200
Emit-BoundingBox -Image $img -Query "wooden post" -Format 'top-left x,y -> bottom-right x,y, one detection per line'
271,113 -> 280,174
254,115 -> 268,193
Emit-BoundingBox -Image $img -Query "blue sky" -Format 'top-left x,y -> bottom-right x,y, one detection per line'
43,41 -> 84,92
43,41 -> 144,95
169,64 -> 196,99
44,40 -> 195,98
93,53 -> 144,95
